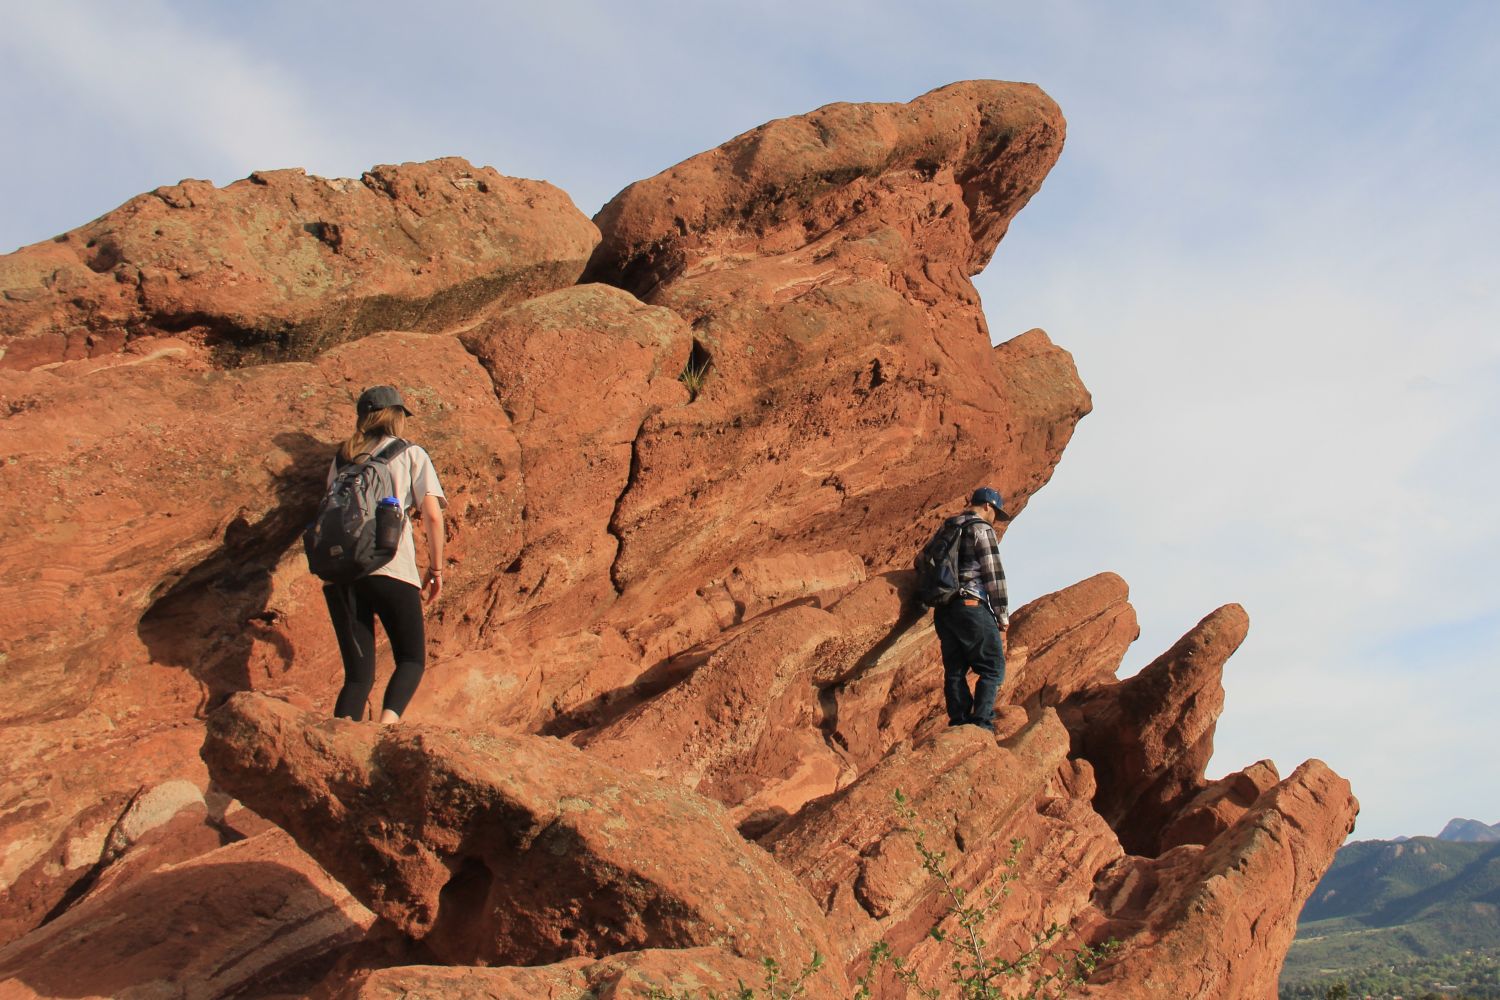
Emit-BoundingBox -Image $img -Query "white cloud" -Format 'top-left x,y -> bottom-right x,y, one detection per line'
4,0 -> 359,176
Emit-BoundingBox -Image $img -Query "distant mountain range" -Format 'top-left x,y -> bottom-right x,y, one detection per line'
1280,820 -> 1500,997
1438,817 -> 1500,843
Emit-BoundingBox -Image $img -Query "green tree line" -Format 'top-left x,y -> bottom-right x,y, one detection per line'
1279,948 -> 1500,999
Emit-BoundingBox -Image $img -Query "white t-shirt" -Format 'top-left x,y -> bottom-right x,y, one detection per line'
326,436 -> 446,589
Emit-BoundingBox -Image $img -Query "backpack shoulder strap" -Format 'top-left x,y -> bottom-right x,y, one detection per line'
948,515 -> 993,557
370,437 -> 410,464
963,514 -> 997,545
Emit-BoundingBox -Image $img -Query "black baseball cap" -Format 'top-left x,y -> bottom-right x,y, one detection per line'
970,486 -> 1010,520
356,385 -> 412,416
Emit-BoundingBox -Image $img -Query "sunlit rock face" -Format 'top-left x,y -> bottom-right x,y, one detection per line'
0,81 -> 1355,999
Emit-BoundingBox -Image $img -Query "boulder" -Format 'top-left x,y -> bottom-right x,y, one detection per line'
1086,762 -> 1359,999
0,721 -> 210,945
201,692 -> 843,986
0,158 -> 598,369
768,713 -> 1121,990
0,829 -> 374,999
336,949 -> 794,1000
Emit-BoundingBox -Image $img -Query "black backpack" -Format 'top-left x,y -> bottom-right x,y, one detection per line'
303,439 -> 410,584
913,515 -> 982,608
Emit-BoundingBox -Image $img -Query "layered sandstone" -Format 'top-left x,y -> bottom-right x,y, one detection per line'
336,949 -> 779,1000
0,829 -> 374,999
0,80 -> 1357,1000
0,157 -> 598,369
201,692 -> 842,981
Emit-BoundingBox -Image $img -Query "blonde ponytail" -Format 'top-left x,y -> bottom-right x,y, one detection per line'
338,406 -> 406,464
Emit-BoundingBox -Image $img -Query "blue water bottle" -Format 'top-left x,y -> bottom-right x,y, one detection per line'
375,497 -> 403,552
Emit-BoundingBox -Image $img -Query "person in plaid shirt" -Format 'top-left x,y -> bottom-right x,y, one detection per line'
933,486 -> 1010,730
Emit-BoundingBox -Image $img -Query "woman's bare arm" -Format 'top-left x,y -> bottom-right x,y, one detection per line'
419,493 -> 445,602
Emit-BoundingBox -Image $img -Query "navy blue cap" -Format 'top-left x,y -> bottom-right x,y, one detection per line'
357,385 -> 412,416
970,486 -> 1010,520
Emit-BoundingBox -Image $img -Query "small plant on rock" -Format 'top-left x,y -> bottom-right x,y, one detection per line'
646,792 -> 1115,999
679,357 -> 710,399
882,788 -> 1118,1000
647,952 -> 826,1000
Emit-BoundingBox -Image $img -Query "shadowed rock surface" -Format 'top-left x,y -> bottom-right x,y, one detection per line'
201,692 -> 842,982
0,80 -> 1357,999
0,829 -> 375,999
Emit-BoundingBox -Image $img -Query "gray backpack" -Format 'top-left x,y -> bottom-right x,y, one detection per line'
303,439 -> 409,584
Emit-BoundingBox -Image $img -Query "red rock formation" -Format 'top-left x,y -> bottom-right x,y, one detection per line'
0,722 -> 214,943
0,80 -> 1359,1000
0,324 -> 538,940
1007,572 -> 1140,708
1159,759 -> 1283,852
0,332 -> 522,724
1085,762 -> 1356,999
821,571 -> 1139,775
201,692 -> 845,988
1062,604 -> 1248,857
0,158 -> 598,369
767,714 -> 1117,979
0,829 -> 374,999
588,81 -> 1064,300
336,948 -> 778,1000
579,83 -> 1086,602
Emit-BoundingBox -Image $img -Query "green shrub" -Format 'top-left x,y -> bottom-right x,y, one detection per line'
679,357 -> 709,399
875,789 -> 1117,1000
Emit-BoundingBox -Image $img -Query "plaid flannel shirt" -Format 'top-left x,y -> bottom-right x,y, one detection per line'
953,513 -> 1009,627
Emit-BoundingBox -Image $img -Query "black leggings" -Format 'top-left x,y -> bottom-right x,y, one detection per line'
323,575 -> 426,720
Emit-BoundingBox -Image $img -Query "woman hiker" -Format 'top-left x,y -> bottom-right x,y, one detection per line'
321,384 -> 446,723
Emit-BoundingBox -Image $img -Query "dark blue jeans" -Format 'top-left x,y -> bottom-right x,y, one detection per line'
934,598 -> 1006,729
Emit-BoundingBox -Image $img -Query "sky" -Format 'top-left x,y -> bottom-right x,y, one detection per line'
3,0 -> 1497,842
